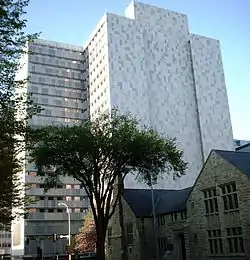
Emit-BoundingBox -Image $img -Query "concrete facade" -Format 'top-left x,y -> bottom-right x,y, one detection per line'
12,40 -> 90,258
0,230 -> 11,255
107,150 -> 250,260
87,1 -> 234,189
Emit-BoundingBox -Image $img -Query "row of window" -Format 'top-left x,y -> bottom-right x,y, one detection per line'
33,195 -> 87,201
28,182 -> 82,189
30,54 -> 84,70
89,65 -> 107,91
30,44 -> 83,61
89,41 -> 106,64
107,223 -> 134,247
88,22 -> 105,51
90,89 -> 107,106
0,243 -> 11,248
31,75 -> 83,88
32,97 -> 86,110
91,100 -> 108,117
30,64 -> 84,80
157,211 -> 187,227
207,227 -> 245,255
203,182 -> 239,215
90,70 -> 107,95
41,108 -> 84,119
32,86 -> 84,98
0,233 -> 11,239
158,237 -> 170,257
29,117 -> 83,126
28,208 -> 88,213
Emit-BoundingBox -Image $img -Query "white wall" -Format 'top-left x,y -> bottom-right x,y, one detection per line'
105,1 -> 233,189
189,34 -> 234,159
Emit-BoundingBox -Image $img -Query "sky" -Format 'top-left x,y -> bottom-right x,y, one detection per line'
24,0 -> 250,140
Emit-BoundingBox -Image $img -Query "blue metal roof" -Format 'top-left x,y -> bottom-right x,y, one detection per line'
123,187 -> 192,217
123,150 -> 250,217
215,149 -> 250,176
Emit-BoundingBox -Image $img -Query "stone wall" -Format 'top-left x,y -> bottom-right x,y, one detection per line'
187,151 -> 250,260
107,195 -> 189,260
107,196 -> 141,260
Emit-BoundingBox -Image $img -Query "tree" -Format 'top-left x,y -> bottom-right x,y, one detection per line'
75,210 -> 97,253
0,0 -> 39,227
28,110 -> 187,260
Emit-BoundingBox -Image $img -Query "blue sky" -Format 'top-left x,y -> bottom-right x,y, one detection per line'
24,0 -> 250,140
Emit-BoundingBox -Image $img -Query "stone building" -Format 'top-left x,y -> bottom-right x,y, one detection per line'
107,187 -> 191,260
107,149 -> 250,260
187,149 -> 250,260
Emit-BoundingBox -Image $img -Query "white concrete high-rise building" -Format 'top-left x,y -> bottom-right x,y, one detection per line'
86,1 -> 234,188
12,1 -> 234,258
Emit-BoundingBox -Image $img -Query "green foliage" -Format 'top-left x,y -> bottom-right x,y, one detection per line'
29,109 -> 187,260
0,0 -> 40,227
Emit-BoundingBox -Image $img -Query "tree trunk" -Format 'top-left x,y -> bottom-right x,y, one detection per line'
118,174 -> 128,260
96,237 -> 106,260
96,215 -> 106,260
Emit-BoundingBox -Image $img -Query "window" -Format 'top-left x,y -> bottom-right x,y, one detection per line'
181,211 -> 187,220
28,208 -> 36,213
66,196 -> 72,201
158,237 -> 167,257
171,212 -> 178,222
28,171 -> 36,177
203,188 -> 219,215
57,209 -> 63,213
107,227 -> 112,247
48,209 -> 54,213
207,229 -> 223,255
39,184 -> 45,189
221,182 -> 239,212
226,227 -> 245,254
41,88 -> 48,94
57,184 -> 63,189
57,197 -> 63,201
48,197 -> 54,201
126,223 -> 134,246
74,196 -> 80,201
157,216 -> 165,226
39,209 -> 45,213
80,208 -> 88,213
66,184 -> 71,189
74,208 -> 80,213
39,196 -> 44,200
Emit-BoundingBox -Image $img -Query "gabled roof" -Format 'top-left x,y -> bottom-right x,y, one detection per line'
123,150 -> 250,218
215,150 -> 250,177
235,142 -> 250,152
123,187 -> 192,217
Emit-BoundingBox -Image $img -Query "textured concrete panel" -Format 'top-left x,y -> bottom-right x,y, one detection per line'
104,2 -> 233,189
189,34 -> 234,159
